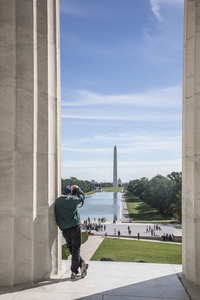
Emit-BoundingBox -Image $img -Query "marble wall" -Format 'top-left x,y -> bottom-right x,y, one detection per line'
182,0 -> 200,285
0,0 -> 61,286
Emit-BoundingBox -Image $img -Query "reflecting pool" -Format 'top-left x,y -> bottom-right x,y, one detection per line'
78,191 -> 121,222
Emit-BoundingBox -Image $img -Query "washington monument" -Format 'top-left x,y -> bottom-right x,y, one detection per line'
113,145 -> 118,187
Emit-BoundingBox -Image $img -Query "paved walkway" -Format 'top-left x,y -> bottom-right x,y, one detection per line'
94,222 -> 182,241
80,236 -> 104,260
120,194 -> 130,222
65,235 -> 104,261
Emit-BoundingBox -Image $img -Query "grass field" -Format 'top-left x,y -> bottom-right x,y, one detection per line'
101,187 -> 123,192
125,193 -> 174,221
91,238 -> 182,264
85,191 -> 97,196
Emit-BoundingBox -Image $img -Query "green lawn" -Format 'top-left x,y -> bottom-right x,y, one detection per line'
91,238 -> 182,264
85,191 -> 97,196
101,187 -> 123,192
125,193 -> 174,221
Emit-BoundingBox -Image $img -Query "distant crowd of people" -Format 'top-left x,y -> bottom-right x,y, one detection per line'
162,233 -> 173,241
145,224 -> 162,236
85,217 -> 107,223
82,217 -> 107,234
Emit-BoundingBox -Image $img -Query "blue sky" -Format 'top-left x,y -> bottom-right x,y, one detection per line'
60,0 -> 184,183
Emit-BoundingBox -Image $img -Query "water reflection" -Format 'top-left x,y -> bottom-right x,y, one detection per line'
78,191 -> 121,222
113,192 -> 117,200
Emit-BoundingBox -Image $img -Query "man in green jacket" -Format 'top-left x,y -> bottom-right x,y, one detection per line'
55,185 -> 88,280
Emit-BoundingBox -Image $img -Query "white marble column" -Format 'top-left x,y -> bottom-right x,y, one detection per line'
182,0 -> 200,286
0,0 -> 61,286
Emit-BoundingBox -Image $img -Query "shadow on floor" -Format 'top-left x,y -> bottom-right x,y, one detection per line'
72,272 -> 189,300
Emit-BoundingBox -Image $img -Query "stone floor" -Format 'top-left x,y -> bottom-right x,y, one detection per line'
0,261 -> 189,300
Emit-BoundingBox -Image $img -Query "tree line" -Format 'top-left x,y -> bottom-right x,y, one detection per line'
62,177 -> 94,193
127,172 -> 182,220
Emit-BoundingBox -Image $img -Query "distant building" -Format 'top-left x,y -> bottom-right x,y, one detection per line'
118,178 -> 122,186
91,179 -> 97,185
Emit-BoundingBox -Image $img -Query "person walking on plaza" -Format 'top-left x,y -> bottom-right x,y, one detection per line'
117,230 -> 121,238
55,185 -> 88,280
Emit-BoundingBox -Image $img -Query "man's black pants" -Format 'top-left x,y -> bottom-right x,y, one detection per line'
62,225 -> 84,274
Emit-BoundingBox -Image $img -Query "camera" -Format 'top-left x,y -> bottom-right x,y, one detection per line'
72,188 -> 77,196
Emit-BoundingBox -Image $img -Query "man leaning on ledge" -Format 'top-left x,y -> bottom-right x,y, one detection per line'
54,185 -> 88,280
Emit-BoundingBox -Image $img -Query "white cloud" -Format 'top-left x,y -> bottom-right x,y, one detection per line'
62,160 -> 112,168
62,159 -> 181,169
63,130 -> 181,143
61,86 -> 182,122
119,165 -> 181,182
62,143 -> 180,154
150,0 -> 161,20
150,0 -> 184,21
61,159 -> 181,182
118,159 -> 181,168
62,86 -> 182,108
61,125 -> 181,182
61,112 -> 180,122
61,131 -> 181,154
62,147 -> 111,154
